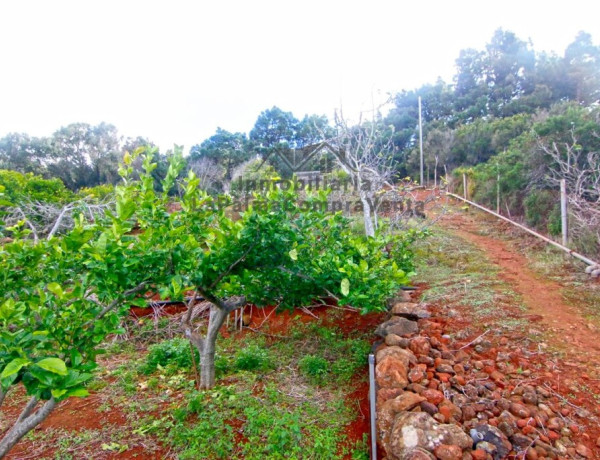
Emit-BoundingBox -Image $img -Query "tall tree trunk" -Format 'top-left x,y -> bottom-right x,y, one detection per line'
199,305 -> 228,389
0,397 -> 57,458
185,294 -> 246,390
360,190 -> 375,237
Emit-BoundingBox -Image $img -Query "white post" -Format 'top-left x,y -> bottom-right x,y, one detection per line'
368,354 -> 377,460
418,96 -> 424,186
561,179 -> 568,246
496,171 -> 500,214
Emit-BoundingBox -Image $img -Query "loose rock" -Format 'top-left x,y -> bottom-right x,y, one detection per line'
433,444 -> 463,460
575,443 -> 591,458
469,425 -> 511,460
376,317 -> 419,338
386,412 -> 472,459
376,356 -> 409,389
391,302 -> 431,320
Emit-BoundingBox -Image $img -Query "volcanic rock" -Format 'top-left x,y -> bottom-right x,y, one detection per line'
433,444 -> 463,460
391,302 -> 431,320
376,317 -> 419,338
385,412 -> 472,459
376,356 -> 409,389
469,424 -> 511,460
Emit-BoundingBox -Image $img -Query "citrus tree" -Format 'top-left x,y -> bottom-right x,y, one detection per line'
117,150 -> 411,389
0,149 -> 412,456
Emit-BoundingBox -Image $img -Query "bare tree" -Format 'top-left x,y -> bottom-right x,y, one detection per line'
424,128 -> 455,189
4,200 -> 113,242
188,157 -> 226,194
538,129 -> 600,255
324,108 -> 396,237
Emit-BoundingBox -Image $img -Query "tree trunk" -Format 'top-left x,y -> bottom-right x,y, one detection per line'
360,191 -> 375,237
0,397 -> 57,458
185,294 -> 246,390
199,305 -> 228,389
0,388 -> 7,410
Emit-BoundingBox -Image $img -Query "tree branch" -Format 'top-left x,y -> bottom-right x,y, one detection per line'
96,281 -> 148,319
14,207 -> 38,243
47,205 -> 74,240
0,387 -> 8,411
276,265 -> 340,302
196,288 -> 246,314
0,397 -> 57,458
208,242 -> 256,291
15,396 -> 39,425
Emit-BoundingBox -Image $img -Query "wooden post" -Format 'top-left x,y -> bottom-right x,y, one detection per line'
418,96 -> 424,186
463,173 -> 467,200
561,179 -> 568,246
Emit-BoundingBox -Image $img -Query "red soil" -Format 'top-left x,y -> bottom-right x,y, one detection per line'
441,210 -> 600,369
433,207 -> 600,456
3,301 -> 387,459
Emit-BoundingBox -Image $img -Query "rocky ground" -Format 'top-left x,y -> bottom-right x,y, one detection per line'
373,203 -> 600,460
375,295 -> 598,460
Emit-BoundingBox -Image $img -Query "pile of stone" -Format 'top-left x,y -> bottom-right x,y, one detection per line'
374,299 -> 594,460
584,264 -> 600,278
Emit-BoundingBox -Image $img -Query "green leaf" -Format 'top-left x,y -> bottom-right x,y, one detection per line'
288,249 -> 298,261
341,278 -> 350,296
36,358 -> 68,376
47,282 -> 64,298
65,388 -> 89,398
51,388 -> 68,398
129,298 -> 148,307
29,366 -> 56,386
69,350 -> 83,367
0,357 -> 31,379
95,233 -> 108,255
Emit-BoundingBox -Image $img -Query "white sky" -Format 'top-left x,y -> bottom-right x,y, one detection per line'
0,0 -> 598,153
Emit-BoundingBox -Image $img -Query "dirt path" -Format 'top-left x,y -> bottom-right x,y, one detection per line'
439,209 -> 600,370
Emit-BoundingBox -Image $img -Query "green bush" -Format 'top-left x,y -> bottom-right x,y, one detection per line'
214,355 -> 230,377
243,406 -> 303,458
331,340 -> 371,383
77,183 -> 114,200
298,355 -> 329,383
524,189 -> 557,230
547,205 -> 562,236
234,344 -> 271,371
142,338 -> 198,375
0,169 -> 73,204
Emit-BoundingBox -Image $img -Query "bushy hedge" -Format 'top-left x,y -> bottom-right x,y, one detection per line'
0,169 -> 73,205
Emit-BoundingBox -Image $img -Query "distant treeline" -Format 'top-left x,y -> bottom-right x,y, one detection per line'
1,29 -> 598,254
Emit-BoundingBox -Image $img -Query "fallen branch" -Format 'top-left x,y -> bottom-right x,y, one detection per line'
454,329 -> 491,351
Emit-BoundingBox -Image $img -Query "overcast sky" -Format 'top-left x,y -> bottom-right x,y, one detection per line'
0,0 -> 598,153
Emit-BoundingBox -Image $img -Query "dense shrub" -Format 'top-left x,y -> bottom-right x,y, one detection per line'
0,169 -> 73,204
234,345 -> 272,371
298,355 -> 329,382
142,338 -> 198,375
524,189 -> 557,229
